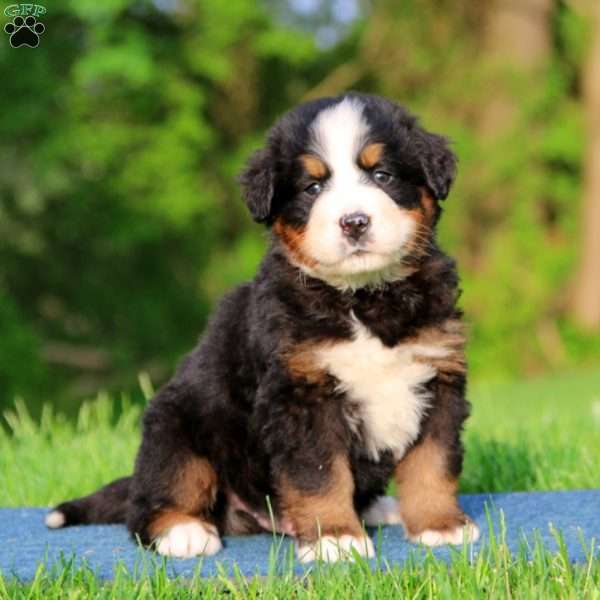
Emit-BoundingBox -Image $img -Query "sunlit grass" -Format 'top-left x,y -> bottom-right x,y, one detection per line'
0,530 -> 598,599
1,369 -> 599,598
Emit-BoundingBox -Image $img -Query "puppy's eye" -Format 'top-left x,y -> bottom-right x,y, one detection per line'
373,170 -> 392,184
305,182 -> 322,197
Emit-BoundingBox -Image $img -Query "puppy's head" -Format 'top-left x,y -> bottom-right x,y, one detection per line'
239,93 -> 456,290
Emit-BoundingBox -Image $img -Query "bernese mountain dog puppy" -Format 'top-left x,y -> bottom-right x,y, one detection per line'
46,93 -> 479,562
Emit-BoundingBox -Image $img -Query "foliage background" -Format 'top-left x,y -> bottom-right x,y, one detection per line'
0,0 -> 599,416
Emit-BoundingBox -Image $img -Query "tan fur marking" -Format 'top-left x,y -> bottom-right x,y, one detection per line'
299,154 -> 328,179
400,189 -> 439,261
401,206 -> 431,259
395,436 -> 465,536
359,142 -> 384,168
147,456 -> 218,539
284,341 -> 329,384
410,319 -> 467,377
172,456 -> 218,513
420,188 -> 437,224
148,511 -> 217,539
280,456 -> 364,541
273,219 -> 318,268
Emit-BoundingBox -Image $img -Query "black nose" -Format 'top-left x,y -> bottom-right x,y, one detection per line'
339,212 -> 371,241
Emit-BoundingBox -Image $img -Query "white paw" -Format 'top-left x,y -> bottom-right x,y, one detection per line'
296,534 -> 375,563
361,496 -> 403,526
412,521 -> 480,547
155,521 -> 222,558
45,510 -> 66,529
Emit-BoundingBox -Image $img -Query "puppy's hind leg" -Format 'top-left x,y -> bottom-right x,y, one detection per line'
127,385 -> 222,558
145,455 -> 222,558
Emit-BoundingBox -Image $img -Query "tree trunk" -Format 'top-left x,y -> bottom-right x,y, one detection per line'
570,6 -> 600,329
468,0 -> 554,267
484,0 -> 554,67
479,0 -> 554,135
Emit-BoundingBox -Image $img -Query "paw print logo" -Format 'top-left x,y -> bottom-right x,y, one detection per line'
4,15 -> 45,48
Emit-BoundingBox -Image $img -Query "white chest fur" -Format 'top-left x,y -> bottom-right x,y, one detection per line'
314,320 -> 447,461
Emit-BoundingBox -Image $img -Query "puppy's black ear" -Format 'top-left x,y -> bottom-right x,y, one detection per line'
411,128 -> 457,200
238,148 -> 275,223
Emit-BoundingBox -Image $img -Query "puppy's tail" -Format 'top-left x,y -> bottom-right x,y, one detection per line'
45,476 -> 131,529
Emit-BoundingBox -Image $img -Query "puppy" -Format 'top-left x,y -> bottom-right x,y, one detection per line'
46,93 -> 479,562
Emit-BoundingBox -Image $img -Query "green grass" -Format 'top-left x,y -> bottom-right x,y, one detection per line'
1,370 -> 599,598
1,535 -> 599,600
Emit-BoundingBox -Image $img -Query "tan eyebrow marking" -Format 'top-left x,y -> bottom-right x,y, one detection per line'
359,142 -> 384,169
299,154 -> 328,179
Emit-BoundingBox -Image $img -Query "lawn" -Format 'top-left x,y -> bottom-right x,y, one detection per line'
0,370 -> 599,598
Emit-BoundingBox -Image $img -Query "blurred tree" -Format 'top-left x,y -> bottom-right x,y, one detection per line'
0,0 -> 599,414
469,0 -> 569,370
479,0 -> 553,134
570,1 -> 600,329
295,0 -> 592,377
0,0 -> 321,413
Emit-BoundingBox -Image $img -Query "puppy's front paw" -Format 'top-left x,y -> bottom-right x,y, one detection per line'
155,521 -> 222,558
296,534 -> 375,563
410,519 -> 480,547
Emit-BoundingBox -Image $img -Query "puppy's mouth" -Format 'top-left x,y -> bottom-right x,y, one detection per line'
320,246 -> 404,269
349,249 -> 370,257
273,218 -> 415,288
338,240 -> 404,264
301,248 -> 414,290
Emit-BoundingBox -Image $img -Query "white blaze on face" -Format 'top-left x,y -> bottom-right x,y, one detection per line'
300,97 -> 417,290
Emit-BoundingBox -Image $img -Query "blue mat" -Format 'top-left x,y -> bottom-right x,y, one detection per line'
1,490 -> 598,580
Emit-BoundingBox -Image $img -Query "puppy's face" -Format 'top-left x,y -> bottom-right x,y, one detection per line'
239,94 -> 456,290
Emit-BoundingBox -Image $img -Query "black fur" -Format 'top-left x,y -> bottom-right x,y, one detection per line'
53,477 -> 130,525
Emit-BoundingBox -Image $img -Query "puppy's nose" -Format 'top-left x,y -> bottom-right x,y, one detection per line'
339,212 -> 371,241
